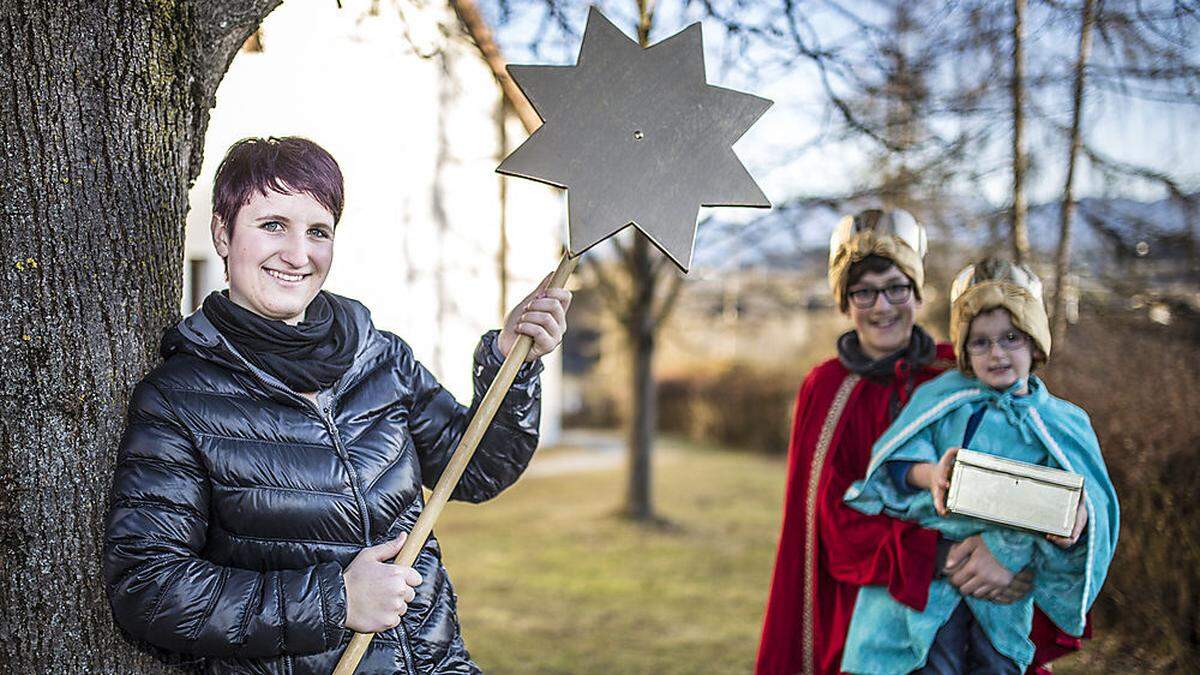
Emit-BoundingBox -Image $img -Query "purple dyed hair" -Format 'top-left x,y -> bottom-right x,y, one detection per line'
212,137 -> 345,232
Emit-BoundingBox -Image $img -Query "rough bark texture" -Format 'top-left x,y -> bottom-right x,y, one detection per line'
1051,0 -> 1097,346
0,0 -> 278,670
1010,0 -> 1031,265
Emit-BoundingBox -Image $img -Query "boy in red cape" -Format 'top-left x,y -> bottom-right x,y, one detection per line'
756,209 -> 1084,675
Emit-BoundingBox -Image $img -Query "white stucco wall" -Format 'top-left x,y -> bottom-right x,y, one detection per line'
183,0 -> 565,443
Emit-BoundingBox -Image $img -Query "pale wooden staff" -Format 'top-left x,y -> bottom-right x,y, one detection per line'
332,251 -> 577,675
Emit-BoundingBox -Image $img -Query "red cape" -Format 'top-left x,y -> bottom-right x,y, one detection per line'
756,345 -> 1084,674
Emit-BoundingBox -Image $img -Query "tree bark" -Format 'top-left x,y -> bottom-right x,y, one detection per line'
625,235 -> 658,521
0,0 -> 278,669
1051,0 -> 1097,346
1010,0 -> 1031,265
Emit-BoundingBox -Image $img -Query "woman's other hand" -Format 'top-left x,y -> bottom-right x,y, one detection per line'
498,275 -> 572,362
343,534 -> 423,633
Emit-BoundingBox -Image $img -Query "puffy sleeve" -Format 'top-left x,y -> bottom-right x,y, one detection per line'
402,330 -> 542,503
103,381 -> 347,658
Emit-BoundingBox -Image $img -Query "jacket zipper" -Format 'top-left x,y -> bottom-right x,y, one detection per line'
215,338 -> 417,668
319,402 -> 372,546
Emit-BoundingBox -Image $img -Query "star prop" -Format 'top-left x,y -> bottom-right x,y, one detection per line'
497,6 -> 772,273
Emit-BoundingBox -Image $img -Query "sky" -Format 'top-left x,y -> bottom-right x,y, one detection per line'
477,0 -> 1200,212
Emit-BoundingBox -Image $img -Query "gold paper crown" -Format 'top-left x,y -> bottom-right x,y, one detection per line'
949,258 -> 1051,373
828,208 -> 927,311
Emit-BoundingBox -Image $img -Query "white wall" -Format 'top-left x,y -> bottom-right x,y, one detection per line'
184,0 -> 564,443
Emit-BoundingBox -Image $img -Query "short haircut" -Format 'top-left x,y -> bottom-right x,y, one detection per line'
842,254 -> 917,311
212,137 -> 344,231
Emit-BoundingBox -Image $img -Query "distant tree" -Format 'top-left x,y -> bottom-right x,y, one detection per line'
570,0 -> 688,523
1050,0 -> 1097,344
747,0 -> 1199,280
486,0 -> 744,522
1011,0 -> 1032,264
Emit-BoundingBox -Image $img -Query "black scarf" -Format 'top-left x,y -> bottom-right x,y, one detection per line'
837,325 -> 937,419
202,290 -> 360,393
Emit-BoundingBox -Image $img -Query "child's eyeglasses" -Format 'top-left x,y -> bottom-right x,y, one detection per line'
965,331 -> 1028,355
847,283 -> 913,309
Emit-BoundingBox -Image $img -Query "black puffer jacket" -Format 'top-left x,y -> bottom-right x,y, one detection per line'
103,297 -> 541,674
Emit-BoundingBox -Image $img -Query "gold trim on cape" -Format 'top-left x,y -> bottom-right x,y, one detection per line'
801,373 -> 861,675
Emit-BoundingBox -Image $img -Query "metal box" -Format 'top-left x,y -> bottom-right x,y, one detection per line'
946,448 -> 1084,537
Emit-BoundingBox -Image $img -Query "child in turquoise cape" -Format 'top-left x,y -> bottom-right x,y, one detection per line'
840,260 -> 1119,674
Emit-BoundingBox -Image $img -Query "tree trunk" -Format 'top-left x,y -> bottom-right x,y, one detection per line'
0,1 -> 277,669
1051,0 -> 1097,346
1010,0 -> 1031,265
624,235 -> 657,521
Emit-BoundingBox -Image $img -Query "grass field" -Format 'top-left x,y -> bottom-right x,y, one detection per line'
434,436 -> 1104,674
436,438 -> 784,673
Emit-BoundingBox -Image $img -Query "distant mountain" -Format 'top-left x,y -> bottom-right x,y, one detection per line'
1029,197 -> 1195,259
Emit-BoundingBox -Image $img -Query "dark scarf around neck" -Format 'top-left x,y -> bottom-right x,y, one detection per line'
837,325 -> 936,380
838,325 -> 937,420
201,290 -> 360,393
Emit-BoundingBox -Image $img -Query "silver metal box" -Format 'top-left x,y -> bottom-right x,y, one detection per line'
946,448 -> 1084,537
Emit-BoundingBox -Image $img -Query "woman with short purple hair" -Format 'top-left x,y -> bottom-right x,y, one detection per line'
103,136 -> 569,673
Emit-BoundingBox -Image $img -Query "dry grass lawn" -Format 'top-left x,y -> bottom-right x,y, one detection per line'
436,438 -> 783,673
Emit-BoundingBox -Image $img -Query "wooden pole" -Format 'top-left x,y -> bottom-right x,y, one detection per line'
332,251 -> 577,675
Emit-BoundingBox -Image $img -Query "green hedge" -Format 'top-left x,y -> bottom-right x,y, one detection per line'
657,363 -> 803,455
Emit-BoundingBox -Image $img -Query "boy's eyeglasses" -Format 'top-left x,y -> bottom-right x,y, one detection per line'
847,283 -> 913,309
965,331 -> 1028,355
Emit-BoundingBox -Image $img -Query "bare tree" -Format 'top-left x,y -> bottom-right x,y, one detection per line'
486,0 -> 712,522
1050,0 -> 1098,344
1011,0 -> 1032,264
0,1 -> 278,670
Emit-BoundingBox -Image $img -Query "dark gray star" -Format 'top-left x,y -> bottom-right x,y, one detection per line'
496,6 -> 772,273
